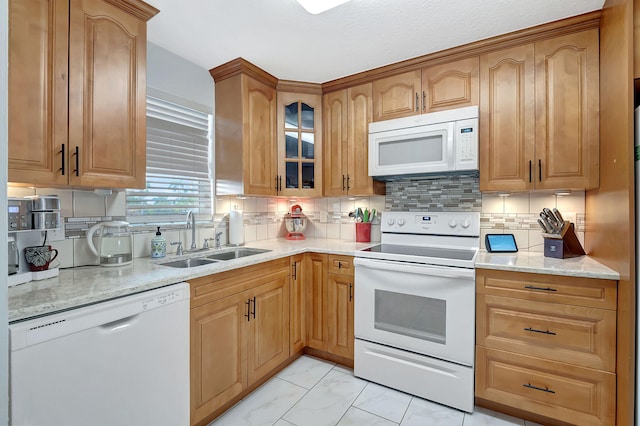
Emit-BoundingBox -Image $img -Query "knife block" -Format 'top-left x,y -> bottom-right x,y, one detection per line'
542,221 -> 585,259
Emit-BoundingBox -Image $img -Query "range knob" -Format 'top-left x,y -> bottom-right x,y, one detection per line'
448,219 -> 457,228
397,218 -> 405,226
387,218 -> 395,226
461,219 -> 471,228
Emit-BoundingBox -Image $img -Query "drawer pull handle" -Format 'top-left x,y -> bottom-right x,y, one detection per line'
523,383 -> 555,394
524,327 -> 556,335
524,285 -> 557,292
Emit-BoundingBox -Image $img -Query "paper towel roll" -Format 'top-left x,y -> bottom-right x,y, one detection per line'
229,210 -> 244,246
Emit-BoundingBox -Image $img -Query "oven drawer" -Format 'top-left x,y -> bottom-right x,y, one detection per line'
477,294 -> 616,371
328,255 -> 354,276
476,347 -> 615,426
476,269 -> 617,310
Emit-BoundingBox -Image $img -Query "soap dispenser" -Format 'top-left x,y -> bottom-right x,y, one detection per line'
151,226 -> 166,258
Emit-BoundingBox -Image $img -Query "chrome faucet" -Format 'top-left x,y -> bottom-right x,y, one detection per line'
215,231 -> 223,249
186,210 -> 197,250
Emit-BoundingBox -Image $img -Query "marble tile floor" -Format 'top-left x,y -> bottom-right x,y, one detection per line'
209,355 -> 543,426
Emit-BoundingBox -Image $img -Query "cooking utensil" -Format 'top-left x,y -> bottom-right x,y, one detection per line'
539,212 -> 555,233
552,208 -> 565,224
537,218 -> 552,233
542,208 -> 559,227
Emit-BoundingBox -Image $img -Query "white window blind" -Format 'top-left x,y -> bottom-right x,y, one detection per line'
126,96 -> 213,223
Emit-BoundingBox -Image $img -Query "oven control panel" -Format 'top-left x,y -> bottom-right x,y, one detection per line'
382,211 -> 479,237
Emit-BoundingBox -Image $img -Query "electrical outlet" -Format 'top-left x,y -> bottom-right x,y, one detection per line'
320,211 -> 328,223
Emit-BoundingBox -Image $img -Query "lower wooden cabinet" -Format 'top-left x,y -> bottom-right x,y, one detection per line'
189,259 -> 290,426
476,347 -> 615,426
187,253 -> 355,425
290,254 -> 306,354
326,256 -> 354,360
305,252 -> 328,351
475,269 -> 617,426
305,253 -> 355,364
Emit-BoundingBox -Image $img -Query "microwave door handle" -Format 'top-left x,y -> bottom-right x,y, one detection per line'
354,257 -> 475,280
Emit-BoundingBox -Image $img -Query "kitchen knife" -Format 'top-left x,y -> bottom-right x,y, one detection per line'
539,212 -> 555,233
542,208 -> 558,227
552,208 -> 565,226
537,218 -> 553,233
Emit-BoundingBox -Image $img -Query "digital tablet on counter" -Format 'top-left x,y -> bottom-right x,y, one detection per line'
485,234 -> 518,253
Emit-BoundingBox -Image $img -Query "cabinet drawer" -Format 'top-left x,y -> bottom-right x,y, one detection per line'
476,347 -> 615,426
327,255 -> 354,276
477,294 -> 616,371
189,258 -> 289,307
476,269 -> 617,310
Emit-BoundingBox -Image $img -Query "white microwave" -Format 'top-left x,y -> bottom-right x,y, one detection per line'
368,106 -> 478,179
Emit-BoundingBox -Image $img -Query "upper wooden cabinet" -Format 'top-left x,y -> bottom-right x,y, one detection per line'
8,0 -> 157,189
212,59 -> 278,196
323,83 -> 385,197
277,89 -> 323,197
480,29 -> 599,191
371,57 -> 479,121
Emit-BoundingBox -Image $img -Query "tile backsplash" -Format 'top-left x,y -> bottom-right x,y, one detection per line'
383,176 -> 586,252
8,178 -> 585,267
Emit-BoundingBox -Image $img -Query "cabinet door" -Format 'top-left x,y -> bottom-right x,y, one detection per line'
347,83 -> 384,196
476,347 -> 615,426
422,57 -> 479,113
323,89 -> 349,196
372,70 -> 421,121
247,273 -> 290,385
327,273 -> 354,361
191,292 -> 248,425
8,0 -> 68,186
244,76 -> 277,195
278,92 -> 323,197
68,0 -> 148,188
479,44 -> 536,191
290,254 -> 306,354
305,253 -> 328,351
534,29 -> 599,190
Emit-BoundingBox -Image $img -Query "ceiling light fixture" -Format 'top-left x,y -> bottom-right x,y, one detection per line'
295,0 -> 352,14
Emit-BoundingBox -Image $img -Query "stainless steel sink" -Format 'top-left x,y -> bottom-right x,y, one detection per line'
159,257 -> 219,268
205,248 -> 271,261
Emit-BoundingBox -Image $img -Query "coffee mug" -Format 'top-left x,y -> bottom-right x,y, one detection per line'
24,245 -> 59,271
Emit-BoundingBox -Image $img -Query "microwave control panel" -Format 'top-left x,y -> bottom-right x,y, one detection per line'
455,118 -> 478,169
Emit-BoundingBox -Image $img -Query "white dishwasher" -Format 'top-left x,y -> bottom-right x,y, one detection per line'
9,282 -> 190,426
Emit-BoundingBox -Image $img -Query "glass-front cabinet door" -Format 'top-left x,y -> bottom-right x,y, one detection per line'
277,90 -> 322,196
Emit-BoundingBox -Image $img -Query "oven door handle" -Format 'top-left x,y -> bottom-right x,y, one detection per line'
354,257 -> 475,279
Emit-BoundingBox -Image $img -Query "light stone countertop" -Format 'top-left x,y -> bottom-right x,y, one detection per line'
475,250 -> 620,280
8,238 -> 376,323
9,239 -> 620,323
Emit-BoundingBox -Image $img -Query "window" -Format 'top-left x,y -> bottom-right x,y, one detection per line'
126,96 -> 213,223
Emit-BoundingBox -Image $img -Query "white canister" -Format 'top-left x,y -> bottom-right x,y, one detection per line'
229,209 -> 244,246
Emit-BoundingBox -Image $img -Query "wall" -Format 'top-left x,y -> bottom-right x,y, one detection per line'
1,0 -> 8,422
147,42 -> 214,114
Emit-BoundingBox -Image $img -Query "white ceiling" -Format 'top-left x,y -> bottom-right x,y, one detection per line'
145,0 -> 605,84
